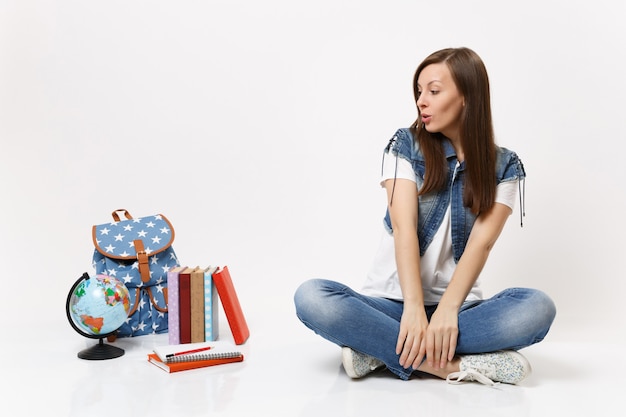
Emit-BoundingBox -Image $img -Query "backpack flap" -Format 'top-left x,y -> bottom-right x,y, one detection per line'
92,210 -> 176,286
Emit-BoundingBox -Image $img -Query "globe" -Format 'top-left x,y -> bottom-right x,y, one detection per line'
66,272 -> 131,360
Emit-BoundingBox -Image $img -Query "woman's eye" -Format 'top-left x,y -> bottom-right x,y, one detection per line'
430,90 -> 439,95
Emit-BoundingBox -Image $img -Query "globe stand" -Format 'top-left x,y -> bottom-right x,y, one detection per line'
77,337 -> 125,360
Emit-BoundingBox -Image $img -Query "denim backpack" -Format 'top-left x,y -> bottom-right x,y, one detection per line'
92,209 -> 179,338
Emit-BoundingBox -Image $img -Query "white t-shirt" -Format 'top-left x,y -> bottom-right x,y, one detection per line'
360,151 -> 518,304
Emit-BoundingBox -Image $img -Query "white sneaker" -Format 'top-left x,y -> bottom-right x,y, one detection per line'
341,347 -> 385,379
447,350 -> 532,386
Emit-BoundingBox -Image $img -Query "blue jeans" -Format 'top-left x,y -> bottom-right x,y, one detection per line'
294,279 -> 556,380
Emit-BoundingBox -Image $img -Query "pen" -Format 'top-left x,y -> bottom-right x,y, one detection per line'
166,346 -> 212,358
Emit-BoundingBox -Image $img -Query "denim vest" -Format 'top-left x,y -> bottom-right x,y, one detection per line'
383,128 -> 526,263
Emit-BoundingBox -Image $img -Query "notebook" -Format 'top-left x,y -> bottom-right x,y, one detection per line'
153,341 -> 243,364
147,353 -> 243,373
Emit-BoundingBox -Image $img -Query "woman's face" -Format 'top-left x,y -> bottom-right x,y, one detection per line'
416,63 -> 465,142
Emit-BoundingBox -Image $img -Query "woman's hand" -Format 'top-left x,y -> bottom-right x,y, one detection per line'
424,305 -> 459,369
396,303 -> 429,369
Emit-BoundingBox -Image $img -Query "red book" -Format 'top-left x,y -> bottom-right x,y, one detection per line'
213,266 -> 250,345
147,353 -> 243,373
178,267 -> 195,344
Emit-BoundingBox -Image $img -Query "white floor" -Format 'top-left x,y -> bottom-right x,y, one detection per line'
3,306 -> 623,417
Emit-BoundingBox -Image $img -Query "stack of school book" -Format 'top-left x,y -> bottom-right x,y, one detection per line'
167,265 -> 250,346
148,340 -> 244,373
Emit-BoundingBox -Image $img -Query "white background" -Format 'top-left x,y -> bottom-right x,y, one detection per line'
1,0 -> 625,344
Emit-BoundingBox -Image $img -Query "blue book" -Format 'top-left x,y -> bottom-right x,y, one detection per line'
204,266 -> 219,341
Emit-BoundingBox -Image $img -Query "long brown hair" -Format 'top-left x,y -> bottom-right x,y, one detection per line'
410,47 -> 496,214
